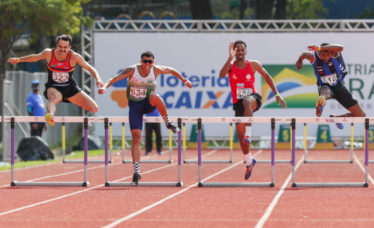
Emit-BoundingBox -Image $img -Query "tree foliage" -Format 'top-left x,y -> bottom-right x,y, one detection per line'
0,0 -> 90,140
286,0 -> 326,19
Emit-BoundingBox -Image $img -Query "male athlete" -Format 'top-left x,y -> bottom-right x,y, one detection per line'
296,43 -> 365,129
219,40 -> 287,180
98,51 -> 192,185
8,34 -> 104,126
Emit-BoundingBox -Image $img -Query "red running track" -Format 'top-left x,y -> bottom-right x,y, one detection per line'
0,148 -> 373,227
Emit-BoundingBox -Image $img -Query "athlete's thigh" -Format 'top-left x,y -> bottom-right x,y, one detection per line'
47,87 -> 63,103
67,91 -> 96,107
243,96 -> 257,112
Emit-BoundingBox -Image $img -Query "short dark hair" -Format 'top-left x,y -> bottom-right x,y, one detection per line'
234,40 -> 247,49
320,42 -> 330,47
56,34 -> 72,45
141,51 -> 154,59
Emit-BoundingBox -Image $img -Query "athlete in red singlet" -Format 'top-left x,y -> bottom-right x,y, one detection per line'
8,34 -> 104,126
219,40 -> 287,180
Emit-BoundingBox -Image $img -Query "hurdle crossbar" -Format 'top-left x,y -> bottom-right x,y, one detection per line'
9,117 -> 89,187
303,122 -> 354,164
122,117 -> 173,164
105,118 -> 183,187
183,122 -> 233,164
292,118 -> 369,188
198,118 -> 276,188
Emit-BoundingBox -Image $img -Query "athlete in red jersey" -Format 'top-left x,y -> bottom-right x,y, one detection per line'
8,34 -> 104,126
219,40 -> 287,180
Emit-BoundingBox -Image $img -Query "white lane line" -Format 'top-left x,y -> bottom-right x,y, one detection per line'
0,152 -> 162,188
353,153 -> 374,185
0,149 -> 218,217
102,150 -> 263,228
255,156 -> 304,228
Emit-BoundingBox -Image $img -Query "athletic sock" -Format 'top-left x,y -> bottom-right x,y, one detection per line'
162,115 -> 169,126
245,126 -> 251,137
134,162 -> 140,174
244,153 -> 253,167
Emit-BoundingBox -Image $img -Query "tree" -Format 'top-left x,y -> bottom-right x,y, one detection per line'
189,0 -> 214,19
0,0 -> 90,141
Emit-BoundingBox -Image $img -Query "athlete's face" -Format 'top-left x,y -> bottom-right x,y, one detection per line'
235,44 -> 247,61
318,50 -> 331,62
141,56 -> 154,71
56,40 -> 71,56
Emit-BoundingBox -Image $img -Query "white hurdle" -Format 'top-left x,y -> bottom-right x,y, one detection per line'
195,117 -> 282,187
6,116 -> 91,187
291,117 -> 370,188
105,117 -> 183,187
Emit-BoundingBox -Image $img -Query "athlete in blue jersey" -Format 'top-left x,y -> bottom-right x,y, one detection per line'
296,43 -> 365,129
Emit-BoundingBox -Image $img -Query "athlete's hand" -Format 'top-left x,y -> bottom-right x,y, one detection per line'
96,80 -> 104,88
229,42 -> 236,58
184,79 -> 192,88
8,58 -> 20,64
98,87 -> 106,95
295,59 -> 303,70
307,45 -> 319,52
276,95 -> 287,108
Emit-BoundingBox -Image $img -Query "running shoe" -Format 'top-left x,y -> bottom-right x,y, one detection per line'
131,173 -> 141,186
315,96 -> 326,117
44,113 -> 55,126
167,122 -> 180,133
330,114 -> 344,130
243,135 -> 251,144
244,159 -> 256,180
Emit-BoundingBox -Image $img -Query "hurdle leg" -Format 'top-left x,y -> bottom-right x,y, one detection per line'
177,118 -> 182,186
11,117 -> 89,187
182,122 -> 186,162
121,122 -> 125,162
10,118 -> 15,186
199,118 -> 274,188
293,118 -> 368,188
303,123 -> 308,163
61,122 -> 66,162
105,118 -> 110,186
291,119 -> 297,187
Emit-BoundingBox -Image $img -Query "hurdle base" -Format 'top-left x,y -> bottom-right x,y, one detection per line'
198,182 -> 274,187
63,160 -> 112,164
184,160 -> 232,164
304,160 -> 353,164
105,182 -> 182,187
122,160 -> 172,164
292,182 -> 367,188
10,181 -> 89,187
257,160 -> 291,164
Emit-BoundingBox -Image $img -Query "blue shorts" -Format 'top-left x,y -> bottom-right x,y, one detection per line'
128,98 -> 156,130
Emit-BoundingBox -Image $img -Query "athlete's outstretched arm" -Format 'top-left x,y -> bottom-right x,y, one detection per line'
74,53 -> 104,88
98,67 -> 134,94
219,42 -> 236,78
252,60 -> 287,108
155,65 -> 192,88
8,49 -> 50,64
296,51 -> 315,70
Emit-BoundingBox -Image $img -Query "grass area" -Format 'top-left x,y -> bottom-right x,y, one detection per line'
0,149 -> 105,171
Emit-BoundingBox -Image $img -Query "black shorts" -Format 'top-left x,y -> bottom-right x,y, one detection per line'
233,93 -> 262,117
318,82 -> 358,110
44,81 -> 82,103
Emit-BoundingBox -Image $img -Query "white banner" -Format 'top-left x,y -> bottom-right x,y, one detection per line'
94,32 -> 374,138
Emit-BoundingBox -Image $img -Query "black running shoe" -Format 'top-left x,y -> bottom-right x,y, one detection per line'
167,122 -> 180,133
131,173 -> 141,186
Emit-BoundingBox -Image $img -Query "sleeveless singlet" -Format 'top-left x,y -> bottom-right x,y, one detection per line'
47,49 -> 76,86
229,60 -> 257,104
127,65 -> 156,102
312,52 -> 345,86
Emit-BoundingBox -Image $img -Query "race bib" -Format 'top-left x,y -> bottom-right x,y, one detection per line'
52,72 -> 69,83
129,86 -> 147,99
236,83 -> 252,99
321,73 -> 337,85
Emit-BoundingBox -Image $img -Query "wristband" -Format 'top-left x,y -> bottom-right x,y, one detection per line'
16,58 -> 20,63
275,93 -> 280,97
183,78 -> 187,83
